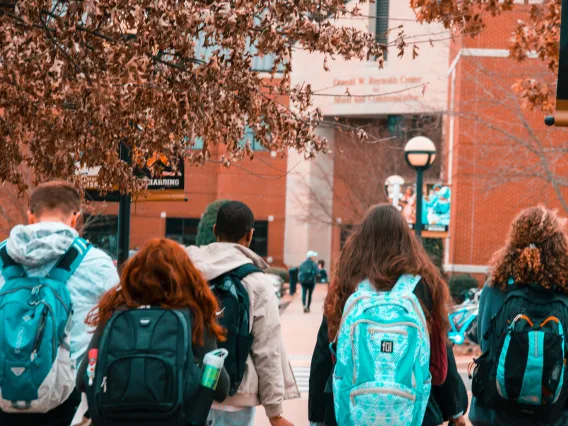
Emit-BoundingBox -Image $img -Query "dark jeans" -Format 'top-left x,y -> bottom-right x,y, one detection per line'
0,389 -> 81,426
302,283 -> 315,309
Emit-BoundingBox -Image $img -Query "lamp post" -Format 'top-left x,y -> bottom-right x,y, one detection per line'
404,136 -> 437,238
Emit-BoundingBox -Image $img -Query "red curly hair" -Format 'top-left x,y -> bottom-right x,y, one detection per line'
490,206 -> 568,292
87,238 -> 225,344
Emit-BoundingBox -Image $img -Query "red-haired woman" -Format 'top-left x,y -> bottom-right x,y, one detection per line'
471,207 -> 568,426
308,204 -> 468,426
76,238 -> 229,424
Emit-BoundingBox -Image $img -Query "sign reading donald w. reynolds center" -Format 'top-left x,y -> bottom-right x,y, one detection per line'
331,76 -> 425,105
290,1 -> 449,117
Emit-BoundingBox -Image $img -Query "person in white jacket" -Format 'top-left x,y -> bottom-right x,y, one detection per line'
0,180 -> 119,426
187,201 -> 299,426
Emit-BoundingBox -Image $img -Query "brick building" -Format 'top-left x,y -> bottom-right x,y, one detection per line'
444,5 -> 568,279
286,0 -> 450,267
84,144 -> 288,266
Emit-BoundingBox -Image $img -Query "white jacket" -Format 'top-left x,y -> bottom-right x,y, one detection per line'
187,243 -> 300,418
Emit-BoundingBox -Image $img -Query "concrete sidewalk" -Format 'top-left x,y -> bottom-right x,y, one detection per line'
254,284 -> 328,426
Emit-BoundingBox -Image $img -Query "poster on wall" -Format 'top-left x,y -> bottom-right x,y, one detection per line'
388,183 -> 451,238
78,152 -> 185,202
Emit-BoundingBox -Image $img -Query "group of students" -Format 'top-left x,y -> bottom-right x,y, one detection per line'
0,180 -> 298,426
3,179 -> 568,426
308,203 -> 568,426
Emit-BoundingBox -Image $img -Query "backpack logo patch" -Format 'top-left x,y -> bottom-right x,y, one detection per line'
11,367 -> 25,377
381,340 -> 394,353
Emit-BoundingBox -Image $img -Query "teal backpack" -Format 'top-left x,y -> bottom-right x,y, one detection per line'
299,260 -> 316,285
333,275 -> 431,426
0,237 -> 90,413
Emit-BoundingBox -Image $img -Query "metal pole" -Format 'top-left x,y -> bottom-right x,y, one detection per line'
415,169 -> 424,238
117,142 -> 131,268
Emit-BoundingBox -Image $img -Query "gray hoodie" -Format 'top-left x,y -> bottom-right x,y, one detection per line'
187,242 -> 300,418
0,222 -> 119,362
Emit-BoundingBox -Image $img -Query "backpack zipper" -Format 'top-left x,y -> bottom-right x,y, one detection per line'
350,387 -> 416,405
30,308 -> 48,361
101,376 -> 107,393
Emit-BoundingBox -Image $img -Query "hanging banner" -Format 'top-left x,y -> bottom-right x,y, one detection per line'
79,153 -> 185,202
388,182 -> 451,239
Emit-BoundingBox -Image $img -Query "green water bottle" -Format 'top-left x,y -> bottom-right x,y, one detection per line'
201,349 -> 228,390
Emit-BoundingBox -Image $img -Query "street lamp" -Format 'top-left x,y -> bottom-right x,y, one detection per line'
404,136 -> 437,237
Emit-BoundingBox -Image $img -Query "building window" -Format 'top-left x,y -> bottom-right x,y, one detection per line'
82,214 -> 118,259
251,220 -> 269,257
166,218 -> 200,246
375,0 -> 389,46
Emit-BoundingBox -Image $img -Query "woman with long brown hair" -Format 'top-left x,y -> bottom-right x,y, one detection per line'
308,204 -> 467,426
76,238 -> 229,425
470,207 -> 568,426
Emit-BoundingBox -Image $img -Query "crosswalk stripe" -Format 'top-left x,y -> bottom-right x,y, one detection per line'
292,365 -> 310,394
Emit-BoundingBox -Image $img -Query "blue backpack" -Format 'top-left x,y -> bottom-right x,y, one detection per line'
333,275 -> 431,426
0,237 -> 90,413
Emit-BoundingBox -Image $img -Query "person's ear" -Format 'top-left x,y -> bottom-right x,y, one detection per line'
213,224 -> 219,241
246,229 -> 254,247
27,210 -> 37,225
70,211 -> 81,229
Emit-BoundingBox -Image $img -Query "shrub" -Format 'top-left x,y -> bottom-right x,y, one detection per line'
265,267 -> 290,282
422,238 -> 444,276
449,274 -> 479,303
195,200 -> 230,246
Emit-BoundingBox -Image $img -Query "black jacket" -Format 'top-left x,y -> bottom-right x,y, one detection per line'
309,282 -> 468,426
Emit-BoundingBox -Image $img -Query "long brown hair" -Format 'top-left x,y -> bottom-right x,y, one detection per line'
87,238 -> 225,344
324,204 -> 451,340
490,206 -> 568,292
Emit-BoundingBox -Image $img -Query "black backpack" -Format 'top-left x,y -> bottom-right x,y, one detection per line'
209,264 -> 261,396
87,308 -> 211,426
472,285 -> 568,423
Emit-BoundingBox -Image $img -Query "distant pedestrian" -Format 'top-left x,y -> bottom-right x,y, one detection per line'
309,204 -> 467,426
0,180 -> 119,426
78,239 -> 230,426
470,206 -> 568,426
299,251 -> 319,313
317,260 -> 328,284
187,201 -> 299,426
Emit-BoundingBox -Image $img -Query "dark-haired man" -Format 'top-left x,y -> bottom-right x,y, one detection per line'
0,180 -> 119,425
187,201 -> 299,426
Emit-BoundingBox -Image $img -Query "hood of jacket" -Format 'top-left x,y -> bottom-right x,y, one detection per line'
6,222 -> 78,268
186,242 -> 268,281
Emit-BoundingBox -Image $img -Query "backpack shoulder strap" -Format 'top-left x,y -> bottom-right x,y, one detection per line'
47,237 -> 92,283
392,274 -> 422,295
230,263 -> 263,280
0,240 -> 26,281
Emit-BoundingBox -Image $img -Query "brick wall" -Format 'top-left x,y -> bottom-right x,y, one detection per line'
448,9 -> 568,272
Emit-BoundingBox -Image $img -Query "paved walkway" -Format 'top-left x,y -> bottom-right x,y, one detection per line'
254,284 -> 326,426
255,284 -> 474,426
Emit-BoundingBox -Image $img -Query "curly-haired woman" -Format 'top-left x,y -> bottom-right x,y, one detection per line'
470,206 -> 568,426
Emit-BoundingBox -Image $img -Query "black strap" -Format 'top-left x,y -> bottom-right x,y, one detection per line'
230,264 -> 263,280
